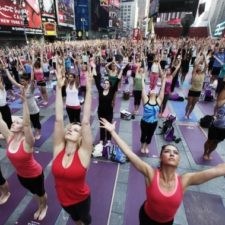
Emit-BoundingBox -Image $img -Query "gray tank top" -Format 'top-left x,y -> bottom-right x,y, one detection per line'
213,103 -> 225,129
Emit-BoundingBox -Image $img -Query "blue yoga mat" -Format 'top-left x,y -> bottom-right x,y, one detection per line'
179,125 -> 223,166
184,191 -> 225,225
67,161 -> 118,225
169,101 -> 198,122
198,101 -> 214,115
0,152 -> 52,225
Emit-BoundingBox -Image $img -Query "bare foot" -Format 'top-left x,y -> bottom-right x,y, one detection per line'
203,155 -> 213,160
140,148 -> 145,153
34,208 -> 42,220
37,205 -> 48,221
35,134 -> 41,140
0,192 -> 11,205
145,148 -> 149,154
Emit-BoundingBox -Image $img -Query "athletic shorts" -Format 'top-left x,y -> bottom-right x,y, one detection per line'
188,90 -> 201,97
62,195 -> 91,224
208,124 -> 225,142
37,81 -> 46,87
17,172 -> 45,197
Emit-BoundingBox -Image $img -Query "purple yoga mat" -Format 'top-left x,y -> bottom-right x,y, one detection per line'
183,191 -> 225,225
114,96 -> 122,113
132,120 -> 158,157
91,96 -> 98,112
179,125 -> 223,166
94,118 -> 120,145
34,116 -> 55,147
16,173 -> 61,225
0,152 -> 52,225
39,94 -> 55,108
67,161 -> 118,225
197,101 -> 214,116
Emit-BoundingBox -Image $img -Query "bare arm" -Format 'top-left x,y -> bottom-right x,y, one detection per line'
182,163 -> 225,191
21,89 -> 35,151
80,70 -> 93,156
141,74 -> 148,104
5,68 -> 23,89
53,59 -> 66,157
157,73 -> 166,106
0,113 -> 12,142
100,118 -> 154,182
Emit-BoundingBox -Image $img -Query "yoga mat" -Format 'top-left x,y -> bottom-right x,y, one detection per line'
114,96 -> 122,113
123,165 -> 145,225
198,101 -> 214,116
39,94 -> 55,108
183,191 -> 225,225
179,125 -> 223,166
132,120 -> 158,157
0,152 -> 52,225
9,98 -> 22,109
170,101 -> 198,122
67,161 -> 118,225
91,96 -> 98,112
16,173 -> 61,225
34,116 -> 55,147
94,118 -> 120,145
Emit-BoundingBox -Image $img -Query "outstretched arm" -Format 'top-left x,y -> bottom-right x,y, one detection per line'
157,72 -> 166,106
100,118 -> 154,183
182,163 -> 225,191
80,69 -> 93,156
141,74 -> 148,104
53,58 -> 66,158
20,88 -> 35,151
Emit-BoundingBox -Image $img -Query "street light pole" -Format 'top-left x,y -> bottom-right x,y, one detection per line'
81,18 -> 85,39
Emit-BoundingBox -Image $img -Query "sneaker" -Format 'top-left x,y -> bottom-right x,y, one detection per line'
92,143 -> 103,157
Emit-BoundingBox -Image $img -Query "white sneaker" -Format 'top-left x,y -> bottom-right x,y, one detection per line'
92,143 -> 103,157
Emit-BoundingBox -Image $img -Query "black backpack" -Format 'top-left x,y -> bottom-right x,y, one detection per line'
200,115 -> 214,128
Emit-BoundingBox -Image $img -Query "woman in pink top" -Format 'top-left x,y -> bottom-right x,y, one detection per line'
0,89 -> 48,221
79,64 -> 88,99
100,119 -> 225,225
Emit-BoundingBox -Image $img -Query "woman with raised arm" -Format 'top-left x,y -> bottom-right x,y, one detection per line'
52,59 -> 93,225
0,88 -> 48,221
184,52 -> 207,119
140,70 -> 166,154
100,118 -> 225,225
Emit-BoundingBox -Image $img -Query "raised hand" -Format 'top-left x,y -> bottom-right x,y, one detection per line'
99,118 -> 116,133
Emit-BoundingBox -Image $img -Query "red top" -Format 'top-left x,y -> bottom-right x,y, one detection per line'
6,139 -> 42,178
34,69 -> 45,81
144,169 -> 183,223
52,149 -> 90,206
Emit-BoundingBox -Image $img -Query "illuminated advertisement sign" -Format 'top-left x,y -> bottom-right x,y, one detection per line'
43,22 -> 57,36
0,0 -> 41,29
75,0 -> 89,31
56,0 -> 75,27
109,0 -> 120,8
39,0 -> 55,18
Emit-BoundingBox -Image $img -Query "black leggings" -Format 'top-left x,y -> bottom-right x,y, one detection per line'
140,120 -> 158,144
133,90 -> 142,106
66,107 -> 81,123
0,104 -> 12,129
30,112 -> 41,129
139,203 -> 174,225
17,172 -> 45,197
0,167 -> 6,186
98,112 -> 113,142
160,94 -> 169,114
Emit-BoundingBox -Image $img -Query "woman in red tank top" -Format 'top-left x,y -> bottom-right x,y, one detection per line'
100,119 -> 225,225
0,88 -> 48,221
52,58 -> 93,225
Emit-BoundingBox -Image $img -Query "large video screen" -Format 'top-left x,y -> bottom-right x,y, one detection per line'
0,0 -> 41,29
92,0 -> 109,31
39,0 -> 55,18
56,0 -> 75,27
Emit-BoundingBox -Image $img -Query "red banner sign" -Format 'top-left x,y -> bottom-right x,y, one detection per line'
0,0 -> 41,29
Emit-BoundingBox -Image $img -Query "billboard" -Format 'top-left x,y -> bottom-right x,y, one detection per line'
0,0 -> 41,29
56,0 -> 75,27
91,0 -> 109,31
75,0 -> 89,31
39,0 -> 56,18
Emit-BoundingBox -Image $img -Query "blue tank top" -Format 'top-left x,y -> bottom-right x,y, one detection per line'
213,103 -> 225,129
142,99 -> 160,123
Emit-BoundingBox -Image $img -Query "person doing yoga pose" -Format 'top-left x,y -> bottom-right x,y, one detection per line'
52,59 -> 93,225
0,89 -> 48,221
100,118 -> 225,225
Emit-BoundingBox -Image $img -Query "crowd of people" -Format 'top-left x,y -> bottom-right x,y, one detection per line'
0,36 -> 225,224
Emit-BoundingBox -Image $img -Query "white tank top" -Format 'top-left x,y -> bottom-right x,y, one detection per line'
0,88 -> 7,106
151,63 -> 159,73
66,85 -> 80,107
